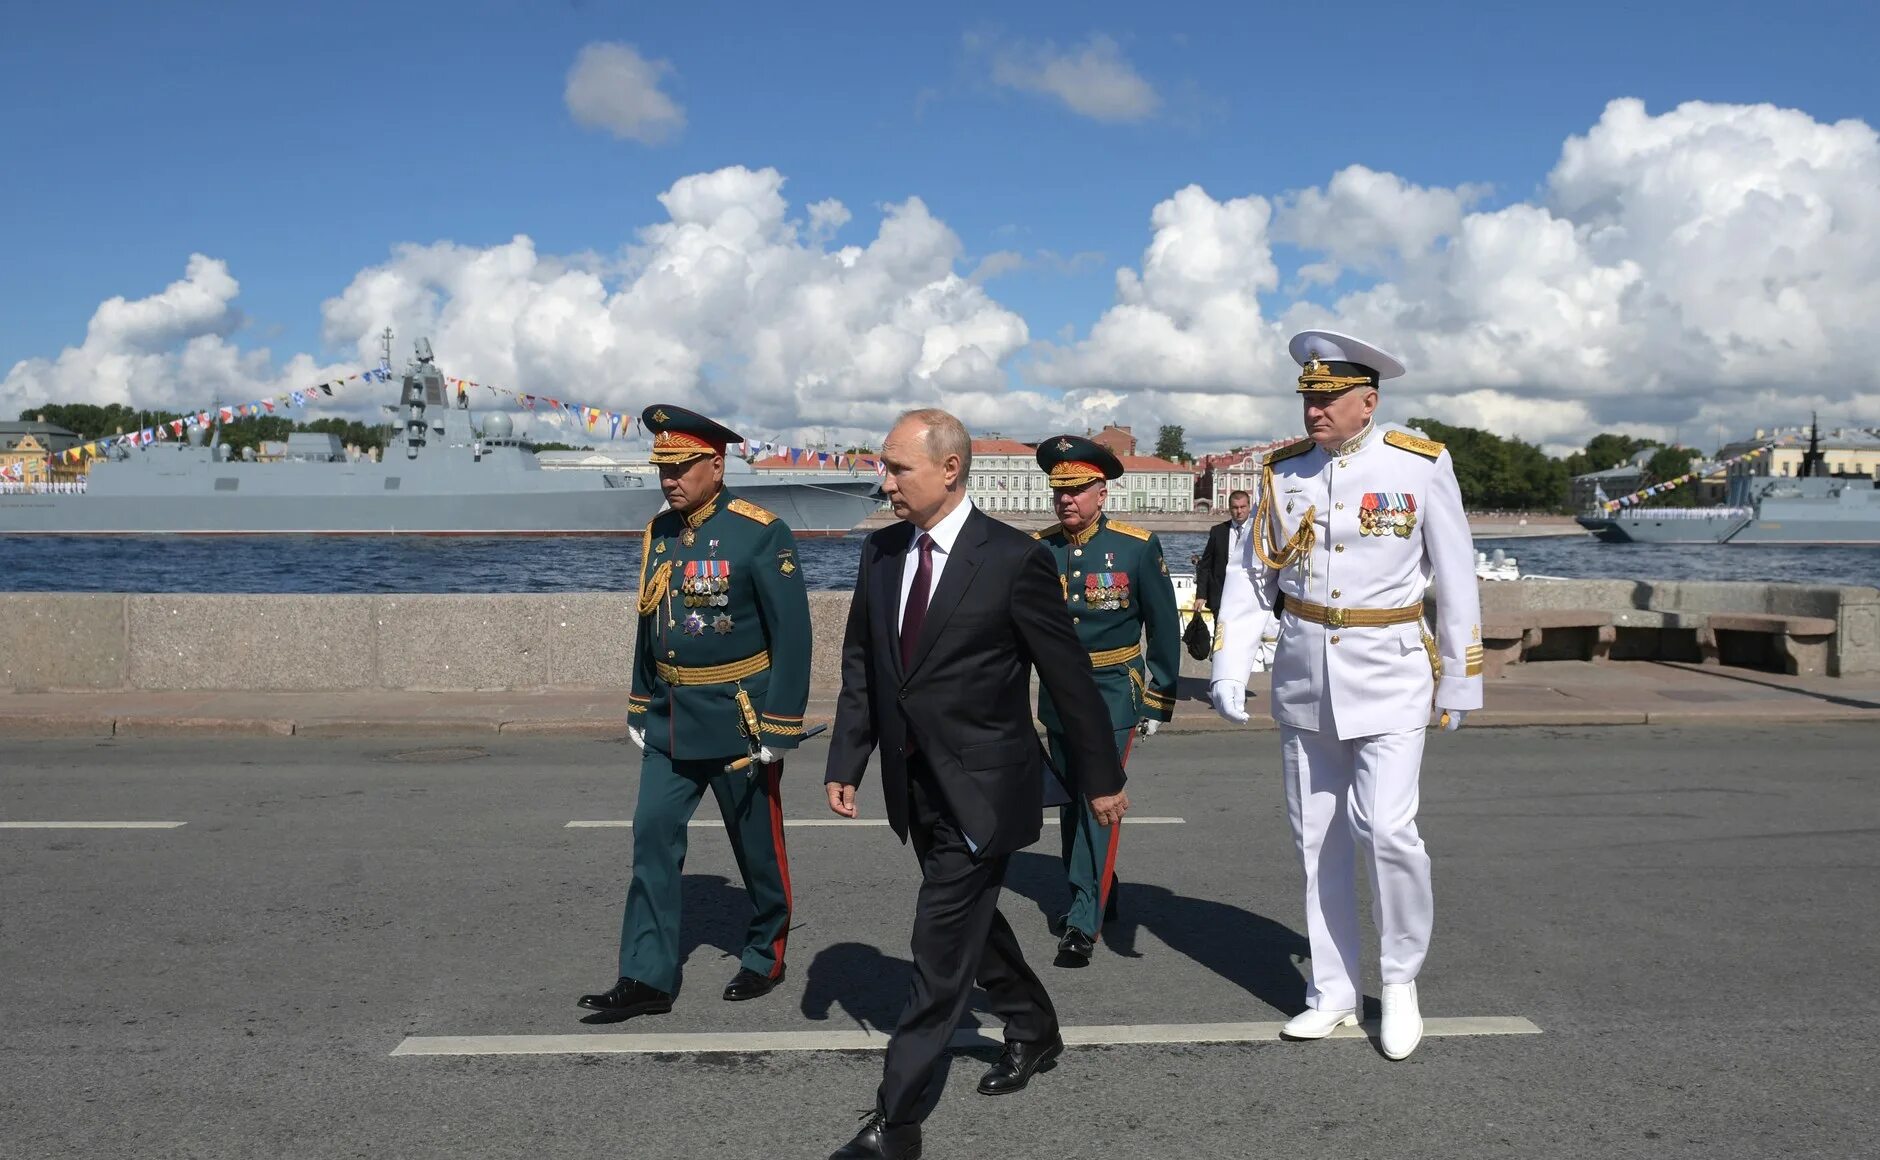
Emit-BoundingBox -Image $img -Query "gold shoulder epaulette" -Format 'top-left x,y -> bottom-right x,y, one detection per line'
727,498 -> 778,525
1032,523 -> 1062,541
1266,439 -> 1316,465
1385,430 -> 1444,460
1107,520 -> 1151,541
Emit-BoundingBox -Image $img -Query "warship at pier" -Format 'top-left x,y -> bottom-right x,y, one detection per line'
1577,422 -> 1880,546
0,340 -> 884,537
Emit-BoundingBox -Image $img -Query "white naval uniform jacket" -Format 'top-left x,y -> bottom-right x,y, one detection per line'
1211,423 -> 1484,740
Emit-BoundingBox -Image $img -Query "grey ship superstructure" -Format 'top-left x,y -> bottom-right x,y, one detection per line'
0,340 -> 883,536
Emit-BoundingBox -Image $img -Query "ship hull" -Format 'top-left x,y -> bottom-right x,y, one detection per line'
0,484 -> 880,537
1726,519 -> 1880,546
1575,513 -> 1747,544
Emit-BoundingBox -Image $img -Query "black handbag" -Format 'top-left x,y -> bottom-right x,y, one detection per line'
1183,609 -> 1212,660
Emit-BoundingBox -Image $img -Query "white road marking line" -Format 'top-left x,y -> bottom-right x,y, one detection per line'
0,821 -> 187,829
564,817 -> 1187,829
392,1016 -> 1539,1056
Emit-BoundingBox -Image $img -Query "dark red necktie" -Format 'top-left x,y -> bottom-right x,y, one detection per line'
899,532 -> 935,670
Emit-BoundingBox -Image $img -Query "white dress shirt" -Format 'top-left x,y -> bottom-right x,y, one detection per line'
898,496 -> 976,625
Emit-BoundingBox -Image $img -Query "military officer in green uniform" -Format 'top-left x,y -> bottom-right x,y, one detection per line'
578,404 -> 813,1018
1032,435 -> 1181,966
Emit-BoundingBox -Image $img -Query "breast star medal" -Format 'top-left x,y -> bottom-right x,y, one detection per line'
712,612 -> 734,634
682,611 -> 706,636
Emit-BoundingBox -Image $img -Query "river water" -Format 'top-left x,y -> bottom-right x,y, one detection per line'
2,532 -> 1875,593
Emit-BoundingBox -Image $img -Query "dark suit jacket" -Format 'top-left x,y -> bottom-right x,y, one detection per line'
824,505 -> 1125,858
1196,519 -> 1239,612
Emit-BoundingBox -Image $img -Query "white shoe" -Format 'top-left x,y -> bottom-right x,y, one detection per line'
1280,1007 -> 1358,1040
1380,982 -> 1423,1060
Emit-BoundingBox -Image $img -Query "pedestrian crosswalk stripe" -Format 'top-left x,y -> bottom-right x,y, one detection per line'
564,816 -> 1187,829
0,821 -> 186,829
392,1017 -> 1540,1056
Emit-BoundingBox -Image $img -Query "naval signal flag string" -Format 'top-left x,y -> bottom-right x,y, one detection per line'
1601,443 -> 1776,513
46,369 -> 390,466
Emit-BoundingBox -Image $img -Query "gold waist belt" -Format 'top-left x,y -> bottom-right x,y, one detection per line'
1087,642 -> 1143,668
656,650 -> 771,686
1281,596 -> 1424,629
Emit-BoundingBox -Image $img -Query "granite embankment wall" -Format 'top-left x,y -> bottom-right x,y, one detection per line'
2,581 -> 1876,693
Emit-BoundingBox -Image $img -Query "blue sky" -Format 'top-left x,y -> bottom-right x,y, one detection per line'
3,0 -> 1877,449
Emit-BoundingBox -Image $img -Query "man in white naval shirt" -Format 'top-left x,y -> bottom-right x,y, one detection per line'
1209,329 -> 1483,1061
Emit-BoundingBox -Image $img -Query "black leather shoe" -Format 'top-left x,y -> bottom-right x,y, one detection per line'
576,977 -> 674,1017
830,1109 -> 922,1159
724,965 -> 784,1002
1054,926 -> 1095,967
977,1033 -> 1065,1095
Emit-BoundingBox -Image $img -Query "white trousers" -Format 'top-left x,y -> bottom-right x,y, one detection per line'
1280,723 -> 1432,1012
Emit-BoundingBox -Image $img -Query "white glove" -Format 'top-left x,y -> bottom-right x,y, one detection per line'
1439,709 -> 1468,733
627,725 -> 646,751
1210,679 -> 1248,724
1136,719 -> 1160,739
757,745 -> 779,763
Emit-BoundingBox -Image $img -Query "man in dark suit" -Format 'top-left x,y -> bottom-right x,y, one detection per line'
1193,488 -> 1253,615
824,408 -> 1130,1160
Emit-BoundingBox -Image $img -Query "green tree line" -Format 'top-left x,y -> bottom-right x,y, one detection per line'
1404,417 -> 1694,512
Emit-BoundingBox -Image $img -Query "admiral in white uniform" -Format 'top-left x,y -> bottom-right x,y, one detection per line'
1210,330 -> 1483,1060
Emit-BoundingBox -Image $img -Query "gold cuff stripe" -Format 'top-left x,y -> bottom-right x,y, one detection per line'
759,721 -> 805,736
1281,596 -> 1425,629
1464,660 -> 1483,677
1143,689 -> 1176,709
655,650 -> 771,686
1088,642 -> 1143,668
626,703 -> 647,715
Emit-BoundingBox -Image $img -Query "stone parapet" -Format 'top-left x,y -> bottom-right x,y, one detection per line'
2,580 -> 1875,692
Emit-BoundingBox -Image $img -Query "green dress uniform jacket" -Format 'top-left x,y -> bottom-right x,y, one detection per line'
627,487 -> 813,759
1032,514 -> 1182,731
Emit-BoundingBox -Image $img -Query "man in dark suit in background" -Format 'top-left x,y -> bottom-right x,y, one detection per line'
1193,488 -> 1253,617
823,408 -> 1130,1160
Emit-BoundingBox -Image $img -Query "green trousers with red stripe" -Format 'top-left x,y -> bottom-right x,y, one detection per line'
1047,724 -> 1134,939
616,749 -> 792,995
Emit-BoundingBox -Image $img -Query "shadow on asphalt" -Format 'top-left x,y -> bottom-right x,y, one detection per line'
1004,850 -> 1312,1016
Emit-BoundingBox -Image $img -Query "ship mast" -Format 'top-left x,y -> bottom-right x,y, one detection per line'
1800,412 -> 1824,479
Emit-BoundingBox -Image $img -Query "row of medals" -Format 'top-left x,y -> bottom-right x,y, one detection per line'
1084,583 -> 1130,611
1358,510 -> 1417,538
679,573 -> 733,636
682,574 -> 731,608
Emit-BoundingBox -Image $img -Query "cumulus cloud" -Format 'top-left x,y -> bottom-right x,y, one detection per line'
12,98 -> 1880,455
1273,165 -> 1491,273
564,41 -> 685,145
974,32 -> 1160,123
1,255 -> 348,418
1038,98 -> 1880,448
315,166 -> 1049,443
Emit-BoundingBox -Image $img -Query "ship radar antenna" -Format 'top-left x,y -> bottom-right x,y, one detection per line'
378,327 -> 393,373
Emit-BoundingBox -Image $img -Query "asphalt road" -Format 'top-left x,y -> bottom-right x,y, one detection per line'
3,726 -> 1877,1159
